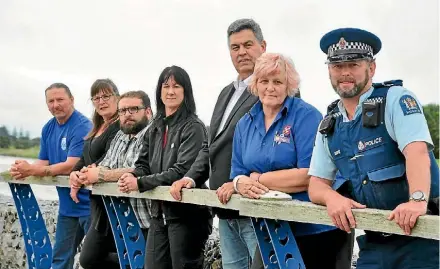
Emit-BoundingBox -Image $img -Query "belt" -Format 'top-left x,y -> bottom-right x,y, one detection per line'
364,231 -> 398,242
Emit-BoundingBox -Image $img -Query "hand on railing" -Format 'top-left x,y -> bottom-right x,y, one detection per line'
235,176 -> 269,200
118,173 -> 138,194
9,160 -> 32,180
78,166 -> 100,185
325,191 -> 366,233
69,171 -> 83,203
170,178 -> 195,201
70,164 -> 97,203
216,182 -> 236,205
389,201 -> 428,235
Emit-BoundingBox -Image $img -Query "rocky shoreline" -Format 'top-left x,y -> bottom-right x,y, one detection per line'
0,195 -> 58,269
0,194 -> 357,269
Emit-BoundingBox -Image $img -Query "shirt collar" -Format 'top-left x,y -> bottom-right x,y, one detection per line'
233,74 -> 253,91
337,86 -> 374,120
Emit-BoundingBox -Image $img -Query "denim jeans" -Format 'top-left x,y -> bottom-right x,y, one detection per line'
52,214 -> 90,269
218,218 -> 257,269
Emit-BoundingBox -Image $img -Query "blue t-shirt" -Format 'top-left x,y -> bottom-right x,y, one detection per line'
39,110 -> 92,217
231,96 -> 335,236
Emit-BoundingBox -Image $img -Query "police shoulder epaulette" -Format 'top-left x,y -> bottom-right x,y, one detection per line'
373,79 -> 403,89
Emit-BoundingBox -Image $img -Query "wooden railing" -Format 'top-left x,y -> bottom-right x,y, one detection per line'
0,172 -> 438,240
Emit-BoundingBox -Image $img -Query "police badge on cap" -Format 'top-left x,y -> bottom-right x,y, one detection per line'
320,28 -> 382,63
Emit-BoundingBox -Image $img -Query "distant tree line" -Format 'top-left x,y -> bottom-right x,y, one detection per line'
0,126 -> 40,149
423,104 -> 439,159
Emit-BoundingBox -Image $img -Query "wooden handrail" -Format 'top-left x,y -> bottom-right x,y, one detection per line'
1,172 -> 438,240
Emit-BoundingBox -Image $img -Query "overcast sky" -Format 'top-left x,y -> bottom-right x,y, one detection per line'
0,0 -> 438,138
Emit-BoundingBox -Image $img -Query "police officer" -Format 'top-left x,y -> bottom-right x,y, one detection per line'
307,27 -> 439,269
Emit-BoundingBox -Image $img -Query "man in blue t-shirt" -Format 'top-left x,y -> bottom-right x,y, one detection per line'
10,82 -> 92,269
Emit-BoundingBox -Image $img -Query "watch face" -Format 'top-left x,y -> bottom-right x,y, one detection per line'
412,191 -> 424,200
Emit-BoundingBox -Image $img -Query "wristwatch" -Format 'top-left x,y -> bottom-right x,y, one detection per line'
409,191 -> 427,202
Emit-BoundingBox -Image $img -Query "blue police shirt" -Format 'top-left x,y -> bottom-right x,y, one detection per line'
231,96 -> 336,236
309,86 -> 434,181
39,110 -> 92,217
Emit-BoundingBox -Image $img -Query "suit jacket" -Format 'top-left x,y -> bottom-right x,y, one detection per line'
186,82 -> 258,219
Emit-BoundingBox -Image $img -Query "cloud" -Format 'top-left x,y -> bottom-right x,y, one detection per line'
0,0 -> 437,137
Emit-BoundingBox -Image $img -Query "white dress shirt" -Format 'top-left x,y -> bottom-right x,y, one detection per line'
216,75 -> 252,136
185,75 -> 252,187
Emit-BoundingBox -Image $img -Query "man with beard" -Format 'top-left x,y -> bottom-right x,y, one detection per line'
308,28 -> 439,269
77,90 -> 153,263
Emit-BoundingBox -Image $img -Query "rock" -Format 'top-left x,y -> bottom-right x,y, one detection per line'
204,227 -> 222,269
0,194 -> 58,269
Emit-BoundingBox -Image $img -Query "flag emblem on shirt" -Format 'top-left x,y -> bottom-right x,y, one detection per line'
274,125 -> 292,144
282,125 -> 291,138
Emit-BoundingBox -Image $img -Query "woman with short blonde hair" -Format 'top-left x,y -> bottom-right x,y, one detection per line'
231,53 -> 351,269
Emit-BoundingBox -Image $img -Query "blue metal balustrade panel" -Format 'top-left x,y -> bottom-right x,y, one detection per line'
110,196 -> 145,269
264,219 -> 305,269
9,183 -> 52,269
9,183 -> 36,268
102,195 -> 131,269
252,217 -> 280,269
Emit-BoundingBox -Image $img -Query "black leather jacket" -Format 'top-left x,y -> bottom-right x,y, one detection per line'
133,107 -> 212,221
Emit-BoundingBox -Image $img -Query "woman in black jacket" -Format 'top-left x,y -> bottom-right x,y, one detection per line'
119,66 -> 213,269
69,79 -> 121,269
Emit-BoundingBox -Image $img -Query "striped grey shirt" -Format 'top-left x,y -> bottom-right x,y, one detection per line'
99,126 -> 151,229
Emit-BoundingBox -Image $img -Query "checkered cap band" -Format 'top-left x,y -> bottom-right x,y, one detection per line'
328,41 -> 374,58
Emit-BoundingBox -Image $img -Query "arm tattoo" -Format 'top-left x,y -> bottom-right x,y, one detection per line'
103,168 -> 134,182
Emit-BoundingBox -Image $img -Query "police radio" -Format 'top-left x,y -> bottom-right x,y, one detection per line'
319,99 -> 339,135
319,115 -> 336,135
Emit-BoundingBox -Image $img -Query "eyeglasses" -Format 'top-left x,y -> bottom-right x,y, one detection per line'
117,106 -> 146,116
91,94 -> 113,103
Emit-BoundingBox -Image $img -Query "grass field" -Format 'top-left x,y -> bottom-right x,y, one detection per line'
0,146 -> 39,159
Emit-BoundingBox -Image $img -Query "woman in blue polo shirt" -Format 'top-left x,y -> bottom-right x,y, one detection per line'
231,53 -> 351,269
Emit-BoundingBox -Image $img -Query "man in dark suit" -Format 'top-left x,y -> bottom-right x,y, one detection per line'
170,18 -> 266,269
